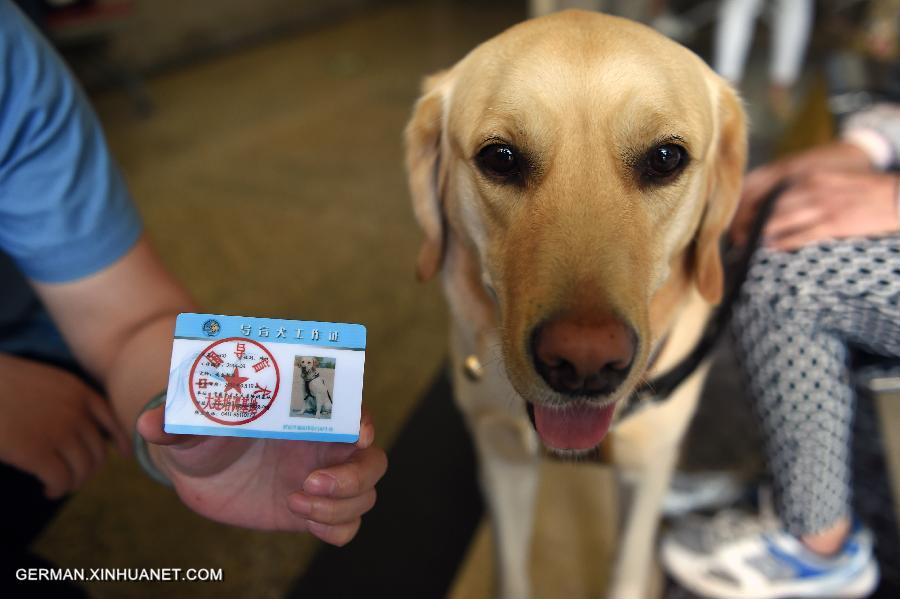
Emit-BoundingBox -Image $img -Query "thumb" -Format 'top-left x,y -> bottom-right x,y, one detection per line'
731,167 -> 784,245
356,407 -> 375,449
137,405 -> 204,449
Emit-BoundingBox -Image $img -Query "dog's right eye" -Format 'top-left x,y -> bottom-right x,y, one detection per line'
476,144 -> 521,181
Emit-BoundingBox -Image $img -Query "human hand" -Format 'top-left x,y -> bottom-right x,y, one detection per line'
756,170 -> 899,251
0,354 -> 129,498
866,18 -> 897,60
137,407 -> 387,546
731,142 -> 875,245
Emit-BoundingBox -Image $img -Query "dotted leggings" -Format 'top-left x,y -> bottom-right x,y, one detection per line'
730,235 -> 900,537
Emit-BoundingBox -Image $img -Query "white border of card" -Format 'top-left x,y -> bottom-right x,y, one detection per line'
164,313 -> 365,443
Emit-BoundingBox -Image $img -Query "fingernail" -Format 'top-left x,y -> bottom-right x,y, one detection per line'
306,520 -> 327,535
304,472 -> 336,495
291,495 -> 312,516
357,426 -> 372,449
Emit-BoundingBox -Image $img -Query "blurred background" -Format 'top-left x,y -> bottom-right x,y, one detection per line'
13,0 -> 898,597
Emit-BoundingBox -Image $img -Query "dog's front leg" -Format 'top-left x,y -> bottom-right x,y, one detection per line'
470,410 -> 540,599
608,450 -> 679,599
607,363 -> 709,599
451,331 -> 540,599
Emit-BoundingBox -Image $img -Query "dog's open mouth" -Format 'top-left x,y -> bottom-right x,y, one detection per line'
525,401 -> 616,451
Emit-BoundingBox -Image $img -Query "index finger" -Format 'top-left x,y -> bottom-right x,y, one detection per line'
136,405 -> 206,450
356,407 -> 375,449
303,445 -> 388,499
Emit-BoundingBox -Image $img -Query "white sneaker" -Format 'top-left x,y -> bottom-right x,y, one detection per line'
661,510 -> 879,599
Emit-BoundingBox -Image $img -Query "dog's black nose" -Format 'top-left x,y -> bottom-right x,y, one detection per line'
532,315 -> 635,396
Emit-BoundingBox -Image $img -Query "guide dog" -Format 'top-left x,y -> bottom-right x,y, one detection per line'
405,10 -> 745,599
297,357 -> 333,418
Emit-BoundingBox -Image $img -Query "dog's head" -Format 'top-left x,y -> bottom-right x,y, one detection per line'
406,11 -> 746,454
298,356 -> 319,377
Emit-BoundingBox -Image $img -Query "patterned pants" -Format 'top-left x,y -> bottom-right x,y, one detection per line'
731,235 -> 900,536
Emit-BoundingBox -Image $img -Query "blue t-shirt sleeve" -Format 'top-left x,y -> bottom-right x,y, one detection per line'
0,0 -> 141,283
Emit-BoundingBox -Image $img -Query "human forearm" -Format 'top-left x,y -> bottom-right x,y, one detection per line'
33,236 -> 197,436
105,312 -> 185,437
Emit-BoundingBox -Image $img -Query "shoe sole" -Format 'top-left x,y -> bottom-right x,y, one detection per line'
829,561 -> 879,598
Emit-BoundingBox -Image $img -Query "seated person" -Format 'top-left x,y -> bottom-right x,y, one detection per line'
662,103 -> 900,599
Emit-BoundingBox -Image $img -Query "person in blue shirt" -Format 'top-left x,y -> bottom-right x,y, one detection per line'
0,0 -> 386,575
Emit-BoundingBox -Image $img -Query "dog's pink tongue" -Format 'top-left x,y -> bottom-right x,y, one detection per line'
533,403 -> 616,450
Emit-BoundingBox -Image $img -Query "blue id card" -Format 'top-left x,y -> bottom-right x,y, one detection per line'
164,313 -> 366,443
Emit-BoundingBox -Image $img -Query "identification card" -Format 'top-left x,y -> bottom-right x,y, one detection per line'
164,313 -> 366,443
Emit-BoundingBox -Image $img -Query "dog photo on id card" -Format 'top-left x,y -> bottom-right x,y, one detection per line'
290,356 -> 335,419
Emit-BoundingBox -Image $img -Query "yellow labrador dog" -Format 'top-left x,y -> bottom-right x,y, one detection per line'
297,357 -> 333,418
406,11 -> 745,599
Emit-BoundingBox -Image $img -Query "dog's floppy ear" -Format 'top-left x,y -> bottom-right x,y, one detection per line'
692,80 -> 747,304
405,70 -> 451,281
312,357 -> 319,368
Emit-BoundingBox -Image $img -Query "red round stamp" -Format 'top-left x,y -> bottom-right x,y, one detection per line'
189,337 -> 280,426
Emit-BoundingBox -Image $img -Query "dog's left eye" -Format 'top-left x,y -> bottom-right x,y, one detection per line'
476,143 -> 522,181
642,143 -> 687,182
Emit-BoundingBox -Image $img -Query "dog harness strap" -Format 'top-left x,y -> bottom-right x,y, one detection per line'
620,184 -> 786,421
646,333 -> 669,371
